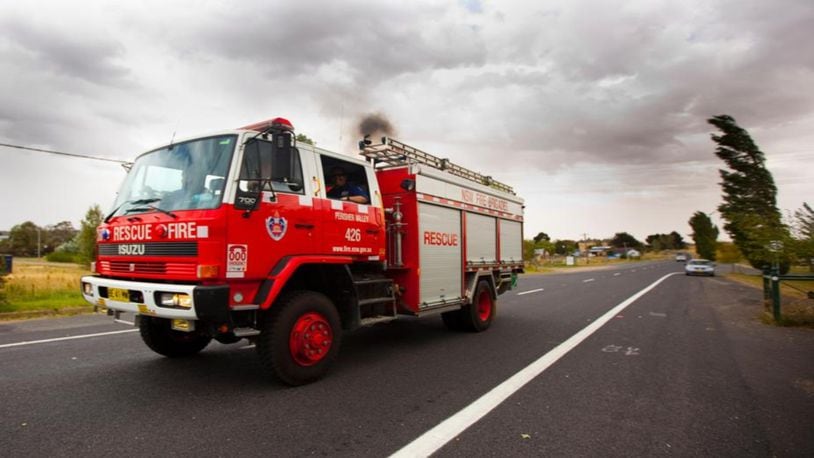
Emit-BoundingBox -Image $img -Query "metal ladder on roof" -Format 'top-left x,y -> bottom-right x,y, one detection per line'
359,137 -> 516,195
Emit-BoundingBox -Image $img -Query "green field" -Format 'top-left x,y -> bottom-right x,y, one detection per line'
0,258 -> 91,315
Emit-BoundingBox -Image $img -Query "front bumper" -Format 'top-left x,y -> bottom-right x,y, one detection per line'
81,276 -> 229,322
685,269 -> 714,276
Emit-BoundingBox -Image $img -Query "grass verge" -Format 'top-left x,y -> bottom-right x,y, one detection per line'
0,258 -> 91,316
725,272 -> 814,328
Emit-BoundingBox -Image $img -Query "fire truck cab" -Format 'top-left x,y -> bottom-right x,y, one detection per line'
81,117 -> 523,385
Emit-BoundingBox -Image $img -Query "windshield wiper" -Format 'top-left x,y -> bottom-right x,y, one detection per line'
124,204 -> 178,219
104,198 -> 161,223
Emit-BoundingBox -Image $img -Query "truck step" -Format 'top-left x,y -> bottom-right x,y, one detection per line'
358,297 -> 395,307
359,315 -> 397,327
353,278 -> 394,286
233,327 -> 261,338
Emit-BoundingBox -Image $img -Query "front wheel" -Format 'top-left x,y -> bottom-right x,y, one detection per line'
139,316 -> 211,357
257,291 -> 342,386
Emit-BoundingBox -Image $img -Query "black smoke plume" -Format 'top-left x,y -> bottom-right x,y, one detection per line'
357,112 -> 396,138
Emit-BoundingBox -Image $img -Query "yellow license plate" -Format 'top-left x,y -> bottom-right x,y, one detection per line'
109,288 -> 130,302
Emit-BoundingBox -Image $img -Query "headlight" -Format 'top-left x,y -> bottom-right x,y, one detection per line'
82,282 -> 93,295
158,292 -> 192,308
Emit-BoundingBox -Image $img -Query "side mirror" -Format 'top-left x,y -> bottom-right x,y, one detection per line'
287,182 -> 303,192
272,132 -> 292,159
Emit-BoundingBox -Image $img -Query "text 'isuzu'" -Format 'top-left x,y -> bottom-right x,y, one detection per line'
81,117 -> 524,385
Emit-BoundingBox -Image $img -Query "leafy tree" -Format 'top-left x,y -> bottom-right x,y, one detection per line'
44,221 -> 77,255
523,239 -> 537,262
553,239 -> 577,255
669,231 -> 686,249
610,232 -> 642,250
533,232 -> 550,243
688,211 -> 719,260
793,203 -> 814,239
77,205 -> 103,265
645,233 -> 683,251
7,221 -> 41,257
645,233 -> 665,250
709,114 -> 791,271
295,133 -> 315,145
717,243 -> 742,263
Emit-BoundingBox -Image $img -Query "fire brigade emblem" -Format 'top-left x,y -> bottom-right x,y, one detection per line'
265,212 -> 287,241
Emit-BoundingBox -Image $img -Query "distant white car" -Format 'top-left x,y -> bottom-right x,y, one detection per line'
675,253 -> 687,262
685,259 -> 715,276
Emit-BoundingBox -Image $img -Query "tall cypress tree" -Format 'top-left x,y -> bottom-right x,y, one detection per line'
708,115 -> 789,271
688,211 -> 719,260
793,203 -> 814,272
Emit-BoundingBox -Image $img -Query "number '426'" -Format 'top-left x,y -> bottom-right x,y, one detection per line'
345,228 -> 361,242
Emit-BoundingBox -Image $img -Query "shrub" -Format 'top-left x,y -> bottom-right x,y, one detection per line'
46,251 -> 80,263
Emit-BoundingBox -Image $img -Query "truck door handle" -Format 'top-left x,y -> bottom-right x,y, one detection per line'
295,223 -> 315,230
366,228 -> 380,234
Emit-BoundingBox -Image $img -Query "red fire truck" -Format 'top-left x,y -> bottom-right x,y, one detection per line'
81,118 -> 524,385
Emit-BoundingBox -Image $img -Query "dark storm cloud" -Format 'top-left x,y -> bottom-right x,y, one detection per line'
0,11 -> 143,155
441,0 -> 814,169
136,1 -> 486,88
0,16 -> 130,86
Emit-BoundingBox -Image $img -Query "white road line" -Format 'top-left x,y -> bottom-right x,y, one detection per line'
390,272 -> 681,458
613,273 -> 621,277
0,329 -> 138,349
517,288 -> 544,296
582,278 -> 595,283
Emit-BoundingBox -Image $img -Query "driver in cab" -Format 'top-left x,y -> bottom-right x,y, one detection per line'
327,166 -> 369,204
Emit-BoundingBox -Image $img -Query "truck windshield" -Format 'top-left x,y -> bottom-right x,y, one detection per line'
110,135 -> 236,217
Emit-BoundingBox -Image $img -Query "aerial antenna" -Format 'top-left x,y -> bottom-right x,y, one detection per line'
169,119 -> 180,149
339,102 -> 345,143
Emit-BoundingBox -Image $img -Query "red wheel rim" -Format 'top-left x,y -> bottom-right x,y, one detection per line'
477,290 -> 492,322
289,312 -> 333,366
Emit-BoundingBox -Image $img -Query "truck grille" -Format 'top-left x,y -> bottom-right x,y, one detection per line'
98,242 -> 198,257
101,261 -> 197,276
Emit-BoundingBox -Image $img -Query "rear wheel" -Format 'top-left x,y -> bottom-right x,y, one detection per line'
139,316 -> 211,357
257,291 -> 342,386
447,280 -> 496,332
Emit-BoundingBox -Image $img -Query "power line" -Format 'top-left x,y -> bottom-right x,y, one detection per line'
0,142 -> 129,165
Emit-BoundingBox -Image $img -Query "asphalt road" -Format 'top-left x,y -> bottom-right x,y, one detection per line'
1,261 -> 812,457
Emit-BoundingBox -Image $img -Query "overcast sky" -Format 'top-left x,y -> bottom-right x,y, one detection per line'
1,0 -> 812,243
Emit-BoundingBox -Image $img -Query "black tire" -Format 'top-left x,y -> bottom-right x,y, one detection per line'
257,291 -> 342,386
441,310 -> 464,331
459,280 -> 496,332
139,316 -> 211,357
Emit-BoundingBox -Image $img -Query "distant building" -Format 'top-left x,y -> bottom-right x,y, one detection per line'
588,246 -> 612,256
0,230 -> 9,241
